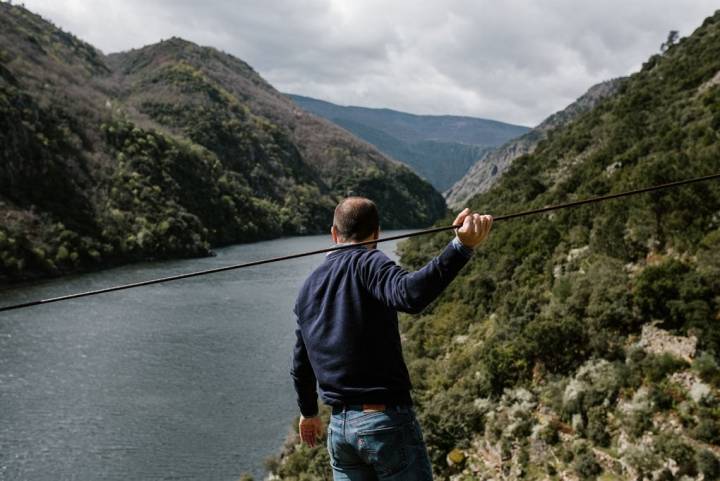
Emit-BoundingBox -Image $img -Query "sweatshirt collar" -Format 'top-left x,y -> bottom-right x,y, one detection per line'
326,242 -> 370,258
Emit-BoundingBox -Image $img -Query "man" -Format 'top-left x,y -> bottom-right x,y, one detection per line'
291,196 -> 492,480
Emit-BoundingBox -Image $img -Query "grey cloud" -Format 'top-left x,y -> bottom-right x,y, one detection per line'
23,0 -> 719,125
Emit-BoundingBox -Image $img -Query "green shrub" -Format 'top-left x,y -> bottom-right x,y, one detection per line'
648,381 -> 679,410
697,449 -> 720,481
694,352 -> 720,387
518,445 -> 530,468
656,468 -> 674,481
559,446 -> 574,463
500,437 -> 513,461
693,416 -> 720,444
539,419 -> 561,445
586,406 -> 610,447
627,405 -> 653,438
633,260 -> 714,333
417,387 -> 485,467
655,433 -> 697,477
641,353 -> 689,383
574,444 -> 602,481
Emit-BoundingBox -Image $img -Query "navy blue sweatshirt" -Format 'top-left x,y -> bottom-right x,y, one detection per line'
291,237 -> 473,416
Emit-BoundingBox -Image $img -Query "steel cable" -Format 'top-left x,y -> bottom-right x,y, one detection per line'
1,172 -> 719,313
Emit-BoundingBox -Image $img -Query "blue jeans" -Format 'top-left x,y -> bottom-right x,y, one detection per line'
326,404 -> 434,480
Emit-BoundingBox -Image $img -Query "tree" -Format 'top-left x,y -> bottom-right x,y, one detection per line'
661,30 -> 679,52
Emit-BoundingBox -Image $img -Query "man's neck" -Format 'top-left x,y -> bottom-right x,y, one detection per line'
336,238 -> 375,246
327,238 -> 376,257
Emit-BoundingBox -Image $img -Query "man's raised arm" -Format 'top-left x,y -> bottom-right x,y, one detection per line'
359,209 -> 492,314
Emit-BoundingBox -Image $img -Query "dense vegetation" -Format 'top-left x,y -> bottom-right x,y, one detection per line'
269,11 -> 720,481
288,94 -> 529,191
0,3 -> 445,285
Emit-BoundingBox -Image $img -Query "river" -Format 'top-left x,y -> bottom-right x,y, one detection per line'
0,231 -> 412,481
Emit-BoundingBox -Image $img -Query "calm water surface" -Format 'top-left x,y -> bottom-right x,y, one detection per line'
0,231 -> 411,481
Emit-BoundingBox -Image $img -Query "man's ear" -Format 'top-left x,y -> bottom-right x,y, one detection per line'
331,225 -> 339,244
373,228 -> 380,240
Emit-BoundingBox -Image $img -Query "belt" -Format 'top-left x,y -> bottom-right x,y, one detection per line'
332,403 -> 411,414
334,403 -> 386,412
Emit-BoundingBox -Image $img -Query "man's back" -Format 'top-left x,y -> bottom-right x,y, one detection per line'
293,245 -> 413,410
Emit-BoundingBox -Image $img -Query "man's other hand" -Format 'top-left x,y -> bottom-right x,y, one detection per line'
454,208 -> 493,249
299,415 -> 324,447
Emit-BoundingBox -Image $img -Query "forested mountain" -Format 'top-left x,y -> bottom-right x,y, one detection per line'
287,94 -> 529,191
445,78 -> 625,208
270,10 -> 720,481
0,3 -> 445,284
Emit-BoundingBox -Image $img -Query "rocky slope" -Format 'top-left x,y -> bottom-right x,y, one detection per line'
0,3 -> 445,284
288,94 -> 529,191
445,78 -> 624,208
268,9 -> 720,481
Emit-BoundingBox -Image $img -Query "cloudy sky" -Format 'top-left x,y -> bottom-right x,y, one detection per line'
21,0 -> 719,126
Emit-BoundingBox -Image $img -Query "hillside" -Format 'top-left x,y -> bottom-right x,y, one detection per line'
445,78 -> 625,208
287,94 -> 529,191
269,10 -> 720,481
0,4 -> 445,284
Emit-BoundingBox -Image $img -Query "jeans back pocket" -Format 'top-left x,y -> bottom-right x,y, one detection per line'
357,424 -> 408,476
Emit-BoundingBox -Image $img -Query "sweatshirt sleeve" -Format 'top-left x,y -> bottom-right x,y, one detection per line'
359,236 -> 474,314
290,312 -> 319,417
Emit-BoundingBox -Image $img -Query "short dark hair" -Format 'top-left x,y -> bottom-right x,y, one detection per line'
333,197 -> 379,241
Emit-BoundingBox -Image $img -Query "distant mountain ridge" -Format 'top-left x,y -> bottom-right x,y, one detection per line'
445,78 -> 626,207
0,4 -> 445,283
288,94 -> 529,191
